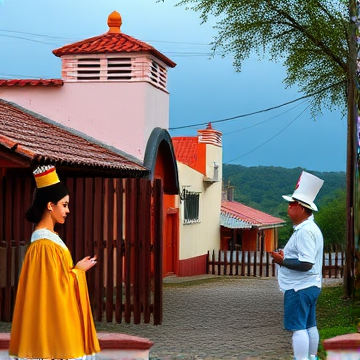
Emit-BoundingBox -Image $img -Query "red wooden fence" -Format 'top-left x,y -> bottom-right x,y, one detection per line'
207,250 -> 345,278
0,174 -> 163,325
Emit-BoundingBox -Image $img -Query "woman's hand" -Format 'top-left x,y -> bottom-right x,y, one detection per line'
75,255 -> 97,271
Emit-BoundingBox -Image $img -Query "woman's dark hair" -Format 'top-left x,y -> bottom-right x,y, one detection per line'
25,182 -> 69,223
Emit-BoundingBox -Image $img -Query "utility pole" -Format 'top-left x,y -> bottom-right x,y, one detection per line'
345,0 -> 358,298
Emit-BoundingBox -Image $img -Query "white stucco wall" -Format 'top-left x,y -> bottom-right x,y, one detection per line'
177,144 -> 222,260
0,81 -> 169,161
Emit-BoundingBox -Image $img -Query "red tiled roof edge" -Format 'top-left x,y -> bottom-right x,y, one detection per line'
172,136 -> 198,168
52,32 -> 176,68
0,99 -> 148,176
221,200 -> 285,227
0,135 -> 35,158
0,79 -> 63,87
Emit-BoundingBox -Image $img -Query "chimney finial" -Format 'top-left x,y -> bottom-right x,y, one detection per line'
108,11 -> 122,33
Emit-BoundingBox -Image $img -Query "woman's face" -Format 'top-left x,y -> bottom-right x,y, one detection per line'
50,195 -> 70,224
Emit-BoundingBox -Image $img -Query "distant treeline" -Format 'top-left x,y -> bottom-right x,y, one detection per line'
222,164 -> 346,218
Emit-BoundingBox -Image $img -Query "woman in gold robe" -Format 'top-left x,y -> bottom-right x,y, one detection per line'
9,165 -> 100,359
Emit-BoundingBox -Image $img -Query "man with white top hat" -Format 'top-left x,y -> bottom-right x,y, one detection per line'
271,171 -> 324,360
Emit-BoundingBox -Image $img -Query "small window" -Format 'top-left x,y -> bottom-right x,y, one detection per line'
76,58 -> 100,80
150,60 -> 167,89
182,189 -> 200,224
107,58 -> 132,80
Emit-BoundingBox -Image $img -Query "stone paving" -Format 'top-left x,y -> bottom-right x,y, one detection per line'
0,276 -> 341,360
97,276 -> 294,360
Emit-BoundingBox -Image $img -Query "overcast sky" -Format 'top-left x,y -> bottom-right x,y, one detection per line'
0,0 -> 347,173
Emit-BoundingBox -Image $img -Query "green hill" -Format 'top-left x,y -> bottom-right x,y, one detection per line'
222,164 -> 346,218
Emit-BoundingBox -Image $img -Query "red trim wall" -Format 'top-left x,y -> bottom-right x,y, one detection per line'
177,254 -> 207,276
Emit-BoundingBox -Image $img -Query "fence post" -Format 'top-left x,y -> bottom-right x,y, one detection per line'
247,251 -> 251,277
241,251 -> 245,276
142,180 -> 152,324
216,250 -> 220,275
235,250 -> 240,276
206,251 -> 210,274
133,179 -> 141,325
212,250 -> 215,275
153,179 -> 163,325
125,179 -> 135,323
106,179 -> 115,323
94,178 -> 104,322
115,179 -> 124,324
334,251 -> 339,278
329,251 -> 333,278
229,250 -> 233,276
253,251 -> 257,277
224,250 -> 228,276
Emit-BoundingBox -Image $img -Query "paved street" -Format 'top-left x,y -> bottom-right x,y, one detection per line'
2,276 -> 340,359
98,276 -> 293,360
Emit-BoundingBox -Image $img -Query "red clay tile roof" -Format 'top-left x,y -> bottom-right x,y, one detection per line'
0,79 -> 63,87
0,99 -> 148,177
221,200 -> 285,229
172,137 -> 198,168
53,32 -> 176,68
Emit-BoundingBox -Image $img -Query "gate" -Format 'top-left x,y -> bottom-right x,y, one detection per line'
0,174 -> 163,325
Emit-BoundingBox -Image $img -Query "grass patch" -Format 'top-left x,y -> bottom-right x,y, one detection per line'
317,285 -> 360,359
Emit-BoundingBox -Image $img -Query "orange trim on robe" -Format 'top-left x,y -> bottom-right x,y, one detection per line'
9,239 -> 100,359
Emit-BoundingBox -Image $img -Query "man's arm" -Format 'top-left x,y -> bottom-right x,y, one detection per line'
270,251 -> 313,271
281,258 -> 313,271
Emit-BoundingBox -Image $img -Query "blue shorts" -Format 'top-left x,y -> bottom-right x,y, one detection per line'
284,286 -> 321,331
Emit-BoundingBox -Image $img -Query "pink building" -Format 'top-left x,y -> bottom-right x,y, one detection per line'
0,11 -> 181,278
0,11 -> 176,165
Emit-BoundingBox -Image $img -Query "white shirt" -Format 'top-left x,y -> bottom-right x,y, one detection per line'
278,215 -> 323,292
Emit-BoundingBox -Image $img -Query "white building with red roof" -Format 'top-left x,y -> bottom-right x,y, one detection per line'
221,197 -> 285,252
173,123 -> 285,273
172,124 -> 223,275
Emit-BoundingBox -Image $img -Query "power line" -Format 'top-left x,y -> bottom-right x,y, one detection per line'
0,28 -> 214,51
0,28 -> 74,40
163,52 -> 216,57
0,29 -> 212,46
0,33 -> 217,56
0,34 -> 59,45
169,80 -> 345,130
145,39 -> 211,46
224,104 -> 311,164
222,99 -> 309,136
0,72 -> 53,79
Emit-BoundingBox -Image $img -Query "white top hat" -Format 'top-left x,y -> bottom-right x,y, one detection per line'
282,171 -> 324,211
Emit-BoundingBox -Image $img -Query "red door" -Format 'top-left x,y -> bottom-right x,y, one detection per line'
164,211 -> 178,276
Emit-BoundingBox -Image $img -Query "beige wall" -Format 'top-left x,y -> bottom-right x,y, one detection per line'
177,142 -> 222,260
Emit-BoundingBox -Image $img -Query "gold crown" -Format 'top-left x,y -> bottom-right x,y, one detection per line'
33,165 -> 60,188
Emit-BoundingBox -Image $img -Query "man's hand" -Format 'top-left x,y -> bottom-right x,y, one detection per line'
270,250 -> 284,265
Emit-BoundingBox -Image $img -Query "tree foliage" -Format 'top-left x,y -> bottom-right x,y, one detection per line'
222,164 -> 346,248
223,164 -> 346,217
315,189 -> 347,251
174,0 -> 349,115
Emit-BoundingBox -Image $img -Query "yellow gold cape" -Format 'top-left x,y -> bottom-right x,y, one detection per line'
9,231 -> 100,359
